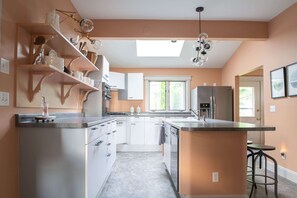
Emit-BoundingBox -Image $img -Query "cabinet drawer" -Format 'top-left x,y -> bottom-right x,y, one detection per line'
87,123 -> 108,143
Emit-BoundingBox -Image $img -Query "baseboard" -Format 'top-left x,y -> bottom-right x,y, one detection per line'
267,161 -> 297,184
116,144 -> 162,152
180,194 -> 247,198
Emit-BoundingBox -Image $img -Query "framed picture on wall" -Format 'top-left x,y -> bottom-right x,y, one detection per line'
286,62 -> 297,97
270,67 -> 286,99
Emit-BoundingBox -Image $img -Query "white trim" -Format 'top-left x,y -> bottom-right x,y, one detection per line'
144,75 -> 192,81
267,161 -> 297,184
181,195 -> 247,198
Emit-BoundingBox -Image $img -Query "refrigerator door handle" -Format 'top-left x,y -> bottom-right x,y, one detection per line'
210,96 -> 213,119
213,96 -> 216,119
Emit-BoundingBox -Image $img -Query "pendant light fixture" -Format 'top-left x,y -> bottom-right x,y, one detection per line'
192,7 -> 213,67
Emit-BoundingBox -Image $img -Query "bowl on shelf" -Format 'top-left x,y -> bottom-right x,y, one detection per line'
44,56 -> 64,71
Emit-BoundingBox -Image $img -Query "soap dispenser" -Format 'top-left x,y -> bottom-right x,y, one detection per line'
41,96 -> 49,117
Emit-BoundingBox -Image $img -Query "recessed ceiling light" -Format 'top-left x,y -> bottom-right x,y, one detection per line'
136,40 -> 184,57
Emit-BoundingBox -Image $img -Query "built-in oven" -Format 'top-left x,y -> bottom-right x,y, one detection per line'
170,125 -> 179,192
102,82 -> 111,116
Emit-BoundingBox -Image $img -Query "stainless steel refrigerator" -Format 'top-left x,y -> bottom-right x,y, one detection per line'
191,86 -> 233,121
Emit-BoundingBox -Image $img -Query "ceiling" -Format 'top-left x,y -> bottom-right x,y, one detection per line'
71,0 -> 297,68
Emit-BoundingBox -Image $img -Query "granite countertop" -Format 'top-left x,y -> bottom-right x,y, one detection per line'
107,112 -> 193,118
15,113 -> 116,128
164,118 -> 276,132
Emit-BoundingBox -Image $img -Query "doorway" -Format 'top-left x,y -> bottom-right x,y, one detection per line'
239,69 -> 264,144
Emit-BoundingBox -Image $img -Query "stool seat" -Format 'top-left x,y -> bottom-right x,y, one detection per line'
247,140 -> 253,144
248,143 -> 275,151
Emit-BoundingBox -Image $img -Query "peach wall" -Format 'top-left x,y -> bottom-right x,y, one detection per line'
222,3 -> 297,172
0,0 -> 81,197
109,68 -> 222,112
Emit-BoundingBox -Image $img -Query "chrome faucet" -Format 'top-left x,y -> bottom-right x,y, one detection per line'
190,109 -> 200,120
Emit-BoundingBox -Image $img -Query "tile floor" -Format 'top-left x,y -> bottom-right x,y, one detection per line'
100,152 -> 297,198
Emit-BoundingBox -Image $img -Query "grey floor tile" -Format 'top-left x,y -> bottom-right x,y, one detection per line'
100,152 -> 297,198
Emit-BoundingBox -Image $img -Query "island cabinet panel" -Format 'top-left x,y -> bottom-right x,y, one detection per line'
179,130 -> 247,197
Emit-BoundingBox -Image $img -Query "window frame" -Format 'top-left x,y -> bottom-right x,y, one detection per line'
145,75 -> 191,112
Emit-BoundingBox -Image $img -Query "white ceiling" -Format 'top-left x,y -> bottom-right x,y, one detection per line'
70,0 -> 297,68
98,40 -> 241,68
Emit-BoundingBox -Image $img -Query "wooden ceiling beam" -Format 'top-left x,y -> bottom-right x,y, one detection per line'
89,19 -> 268,40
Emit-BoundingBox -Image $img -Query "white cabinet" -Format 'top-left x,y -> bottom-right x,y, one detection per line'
96,55 -> 109,83
109,72 -> 125,90
164,123 -> 171,173
19,119 -> 116,198
119,73 -> 144,100
115,117 -> 127,144
144,117 -> 162,145
87,133 -> 107,198
130,117 -> 145,145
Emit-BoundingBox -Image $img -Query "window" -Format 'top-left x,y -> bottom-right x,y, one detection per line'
148,81 -> 187,111
239,87 -> 255,117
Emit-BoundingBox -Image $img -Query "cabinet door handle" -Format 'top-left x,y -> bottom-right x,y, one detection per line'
107,132 -> 111,135
130,123 -> 136,125
107,143 -> 111,146
95,140 -> 103,146
100,124 -> 106,127
91,127 -> 98,130
112,130 -> 116,133
128,97 -> 134,99
154,123 -> 159,125
107,153 -> 111,157
116,122 -> 123,124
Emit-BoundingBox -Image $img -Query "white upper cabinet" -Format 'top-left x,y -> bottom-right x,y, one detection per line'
119,73 -> 144,100
95,55 -> 109,83
109,72 -> 125,90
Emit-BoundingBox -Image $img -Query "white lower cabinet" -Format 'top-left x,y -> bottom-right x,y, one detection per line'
115,117 -> 127,144
144,117 -> 162,145
87,133 -> 107,198
19,119 -> 116,198
130,117 -> 145,145
164,123 -> 171,173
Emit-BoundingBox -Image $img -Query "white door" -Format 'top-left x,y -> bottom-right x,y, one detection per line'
239,77 -> 264,144
130,122 -> 145,145
144,121 -> 161,145
116,119 -> 127,144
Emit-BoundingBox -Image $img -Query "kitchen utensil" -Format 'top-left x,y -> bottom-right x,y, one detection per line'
86,52 -> 98,64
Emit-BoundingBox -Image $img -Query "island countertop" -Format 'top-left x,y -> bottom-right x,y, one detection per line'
164,118 -> 275,131
15,113 -> 116,128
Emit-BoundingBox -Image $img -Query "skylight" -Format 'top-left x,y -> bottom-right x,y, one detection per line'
136,40 -> 184,57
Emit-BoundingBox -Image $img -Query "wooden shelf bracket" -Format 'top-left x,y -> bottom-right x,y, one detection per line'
61,83 -> 79,104
79,90 -> 96,106
29,71 -> 54,102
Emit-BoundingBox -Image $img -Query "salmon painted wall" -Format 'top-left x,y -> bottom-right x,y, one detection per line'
222,3 -> 297,172
109,68 -> 222,112
0,0 -> 81,197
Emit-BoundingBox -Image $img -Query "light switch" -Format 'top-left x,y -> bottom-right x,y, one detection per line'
270,105 -> 276,112
0,91 -> 9,106
0,58 -> 10,74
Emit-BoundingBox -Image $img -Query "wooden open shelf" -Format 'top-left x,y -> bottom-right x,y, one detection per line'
19,64 -> 99,103
18,23 -> 99,72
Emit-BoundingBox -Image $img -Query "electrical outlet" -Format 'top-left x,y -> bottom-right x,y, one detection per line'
0,91 -> 10,106
270,105 -> 276,112
212,172 -> 219,182
0,58 -> 10,74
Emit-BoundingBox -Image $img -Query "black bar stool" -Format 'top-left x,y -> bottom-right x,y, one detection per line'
247,143 -> 278,198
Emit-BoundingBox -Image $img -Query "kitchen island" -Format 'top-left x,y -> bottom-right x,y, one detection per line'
164,118 -> 275,198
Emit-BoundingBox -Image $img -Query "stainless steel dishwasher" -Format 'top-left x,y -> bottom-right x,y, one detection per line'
170,125 -> 179,192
